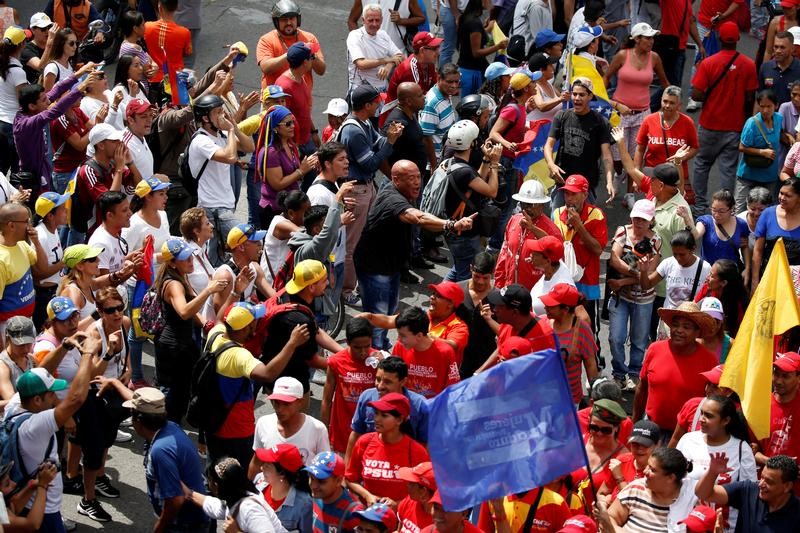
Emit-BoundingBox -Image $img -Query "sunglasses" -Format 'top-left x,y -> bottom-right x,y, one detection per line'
66,41 -> 78,46
281,120 -> 295,127
82,256 -> 99,263
588,424 -> 614,435
101,304 -> 125,314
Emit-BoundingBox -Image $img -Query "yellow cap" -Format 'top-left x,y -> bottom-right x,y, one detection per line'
285,260 -> 327,295
3,27 -> 26,47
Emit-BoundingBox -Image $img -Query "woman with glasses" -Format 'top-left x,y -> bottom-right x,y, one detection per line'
40,27 -> 76,91
256,104 -> 316,232
688,189 -> 751,284
569,398 -> 629,508
60,244 -> 112,328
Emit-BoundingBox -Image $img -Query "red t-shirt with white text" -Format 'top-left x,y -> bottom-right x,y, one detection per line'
397,496 -> 434,533
636,112 -> 699,178
345,433 -> 430,502
392,339 -> 459,399
327,349 -> 378,452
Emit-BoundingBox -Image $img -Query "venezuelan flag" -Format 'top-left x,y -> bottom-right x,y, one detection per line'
513,119 -> 556,192
131,234 -> 155,339
567,52 -> 620,127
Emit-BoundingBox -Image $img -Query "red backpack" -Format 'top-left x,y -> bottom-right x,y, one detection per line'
242,288 -> 315,358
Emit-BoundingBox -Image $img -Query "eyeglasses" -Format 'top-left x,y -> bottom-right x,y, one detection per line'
101,304 -> 125,314
588,423 -> 614,435
710,208 -> 731,214
8,219 -> 30,224
81,256 -> 99,263
66,41 -> 78,46
281,120 -> 295,127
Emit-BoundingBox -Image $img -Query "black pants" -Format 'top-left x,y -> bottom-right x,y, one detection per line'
650,295 -> 666,342
205,434 -> 254,472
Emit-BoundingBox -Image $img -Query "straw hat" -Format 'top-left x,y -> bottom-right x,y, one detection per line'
657,301 -> 717,337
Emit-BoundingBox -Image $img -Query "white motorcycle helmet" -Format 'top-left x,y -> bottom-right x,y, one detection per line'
445,120 -> 480,151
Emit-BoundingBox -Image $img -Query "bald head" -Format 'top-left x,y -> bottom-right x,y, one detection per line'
391,160 -> 418,180
0,202 -> 27,224
391,160 -> 422,200
398,82 -> 425,112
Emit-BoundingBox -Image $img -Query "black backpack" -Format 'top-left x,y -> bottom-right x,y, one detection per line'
185,330 -> 248,433
177,129 -> 212,199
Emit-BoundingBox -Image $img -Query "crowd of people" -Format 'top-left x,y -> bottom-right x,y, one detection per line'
0,0 -> 799,531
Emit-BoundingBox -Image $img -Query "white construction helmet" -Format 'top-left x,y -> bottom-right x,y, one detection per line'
512,180 -> 550,204
446,120 -> 480,151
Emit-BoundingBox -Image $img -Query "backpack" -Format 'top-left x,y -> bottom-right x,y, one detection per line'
333,118 -> 369,144
138,286 -> 164,337
419,158 -> 469,218
186,330 -> 244,433
242,289 -> 316,359
177,129 -> 212,198
0,412 -> 55,488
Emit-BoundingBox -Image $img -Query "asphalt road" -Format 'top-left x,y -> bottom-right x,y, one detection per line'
14,0 -> 759,529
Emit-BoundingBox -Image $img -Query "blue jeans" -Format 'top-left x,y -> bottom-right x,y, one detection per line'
439,4 -> 458,67
445,232 -> 480,282
230,163 -> 243,209
608,297 -> 652,379
203,207 -> 238,267
39,511 -> 66,533
357,270 -> 400,350
459,68 -> 484,98
246,163 -> 261,228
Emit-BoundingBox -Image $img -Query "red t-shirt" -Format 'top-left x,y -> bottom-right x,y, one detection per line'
553,203 -> 608,291
697,0 -> 744,28
397,496 -> 434,533
577,406 -> 634,444
762,393 -> 800,461
498,103 -> 527,158
495,213 -> 563,290
276,72 -> 313,146
392,339 -> 460,399
496,316 -> 557,361
639,340 -> 718,429
51,108 -> 91,173
387,55 -> 438,102
428,312 -> 469,365
143,20 -> 192,84
659,0 -> 693,47
345,433 -> 430,503
327,348 -> 379,452
421,521 -> 483,533
676,396 -> 705,433
636,112 -> 699,178
692,50 -> 758,131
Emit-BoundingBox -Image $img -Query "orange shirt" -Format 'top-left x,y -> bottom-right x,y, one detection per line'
143,19 -> 192,84
428,312 -> 469,366
256,29 -> 322,89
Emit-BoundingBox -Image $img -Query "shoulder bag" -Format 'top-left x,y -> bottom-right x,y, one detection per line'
743,116 -> 775,169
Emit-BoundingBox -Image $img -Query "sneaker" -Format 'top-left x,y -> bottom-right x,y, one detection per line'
613,376 -> 627,391
625,375 -> 639,392
622,192 -> 636,210
128,379 -> 151,391
686,98 -> 701,112
63,475 -> 83,495
62,517 -> 77,532
77,498 -> 112,522
343,292 -> 361,306
311,368 -> 327,386
115,429 -> 133,443
119,416 -> 133,428
94,475 -> 121,498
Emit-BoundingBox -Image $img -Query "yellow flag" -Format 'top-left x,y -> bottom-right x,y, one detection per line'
720,238 -> 800,440
568,53 -> 620,127
491,23 -> 507,55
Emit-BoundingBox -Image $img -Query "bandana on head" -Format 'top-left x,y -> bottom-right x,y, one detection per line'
255,104 -> 296,183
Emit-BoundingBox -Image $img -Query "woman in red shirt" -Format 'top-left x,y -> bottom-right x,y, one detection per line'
396,462 -> 436,533
346,393 -> 429,507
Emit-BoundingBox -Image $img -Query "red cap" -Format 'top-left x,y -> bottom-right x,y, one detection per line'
699,364 -> 724,385
781,0 -> 795,8
558,515 -> 598,533
255,443 -> 304,473
562,174 -> 589,193
396,462 -> 437,490
413,31 -> 444,50
539,283 -> 582,307
499,336 -> 532,359
774,351 -> 800,372
718,21 -> 740,43
429,490 -> 444,507
678,505 -> 717,532
126,98 -> 155,118
525,236 -> 564,262
428,281 -> 465,308
368,392 -> 411,418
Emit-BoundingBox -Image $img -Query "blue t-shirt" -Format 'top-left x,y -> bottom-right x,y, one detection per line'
350,387 -> 430,443
145,422 -> 209,527
753,205 -> 800,270
723,480 -> 800,533
698,214 -> 750,265
737,112 -> 783,183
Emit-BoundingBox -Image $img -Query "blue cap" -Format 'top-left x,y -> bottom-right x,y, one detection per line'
47,296 -> 79,321
484,62 -> 515,81
534,29 -> 566,49
264,85 -> 290,100
303,451 -> 345,480
35,191 -> 70,217
286,42 -> 315,68
161,237 -> 194,261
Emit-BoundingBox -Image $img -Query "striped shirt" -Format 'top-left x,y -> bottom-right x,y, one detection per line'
617,479 -> 669,532
311,489 -> 362,533
419,85 -> 456,152
556,318 -> 597,403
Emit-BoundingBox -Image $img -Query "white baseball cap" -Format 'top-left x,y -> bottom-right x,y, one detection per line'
631,22 -> 659,38
267,377 -> 304,402
322,98 -> 349,117
700,297 -> 724,321
30,13 -> 53,29
89,124 -> 124,146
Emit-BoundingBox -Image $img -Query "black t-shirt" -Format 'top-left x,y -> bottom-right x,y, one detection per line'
443,157 -> 483,236
21,42 -> 45,84
457,15 -> 489,71
382,107 -> 426,174
549,109 -> 613,189
724,481 -> 800,533
261,294 -> 319,393
354,182 -> 414,275
456,280 -> 496,378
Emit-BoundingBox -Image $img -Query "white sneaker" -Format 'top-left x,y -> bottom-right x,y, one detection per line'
119,417 -> 132,428
622,193 -> 636,210
686,98 -> 701,111
115,429 -> 133,443
624,375 -> 638,392
311,368 -> 327,386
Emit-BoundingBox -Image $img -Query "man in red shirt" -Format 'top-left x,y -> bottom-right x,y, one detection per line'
690,21 -> 757,216
392,307 -> 459,399
632,302 -> 719,439
757,352 -> 800,482
276,42 -> 321,155
321,318 -> 380,453
257,0 -> 326,90
143,0 -> 192,98
387,32 -> 442,102
474,284 -> 558,373
655,0 -> 705,85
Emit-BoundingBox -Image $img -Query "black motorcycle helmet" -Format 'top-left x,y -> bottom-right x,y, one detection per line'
271,0 -> 301,29
193,94 -> 224,122
456,94 -> 483,120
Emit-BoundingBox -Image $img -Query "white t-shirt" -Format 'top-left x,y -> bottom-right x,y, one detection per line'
252,414 -> 330,465
88,225 -> 129,305
79,91 -> 122,127
439,0 -> 469,9
123,129 -> 154,179
202,494 -> 288,533
35,223 -> 64,286
346,27 -> 402,91
43,61 -> 73,85
373,0 -> 412,53
530,262 -> 576,316
0,59 -> 26,124
656,256 -> 711,310
32,337 -> 81,400
186,241 -> 215,323
9,407 -> 63,514
189,129 -> 235,209
307,181 -> 346,266
676,430 -> 758,532
121,211 -> 171,288
262,215 -> 291,284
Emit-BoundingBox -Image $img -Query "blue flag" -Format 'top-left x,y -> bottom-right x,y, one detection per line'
426,350 -> 585,511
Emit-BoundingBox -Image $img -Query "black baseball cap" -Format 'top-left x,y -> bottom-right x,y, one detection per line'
487,284 -> 532,313
628,420 -> 660,447
528,52 -> 559,72
652,163 -> 679,187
